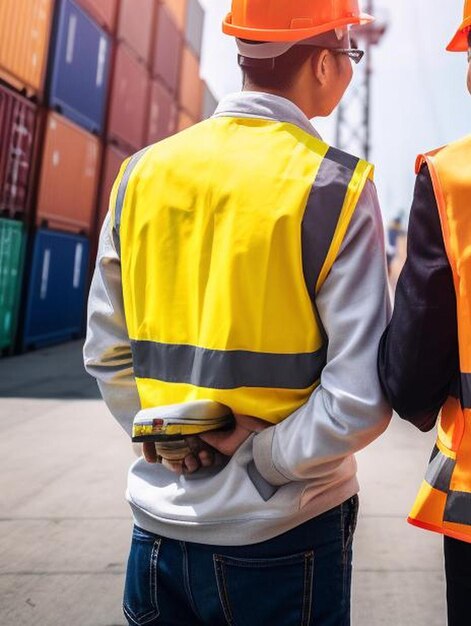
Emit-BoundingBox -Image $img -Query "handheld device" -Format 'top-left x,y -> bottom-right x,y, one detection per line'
132,399 -> 235,444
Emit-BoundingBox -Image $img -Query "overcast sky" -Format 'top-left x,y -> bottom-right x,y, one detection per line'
199,0 -> 470,223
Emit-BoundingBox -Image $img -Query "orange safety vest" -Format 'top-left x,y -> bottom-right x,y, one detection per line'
409,135 -> 471,543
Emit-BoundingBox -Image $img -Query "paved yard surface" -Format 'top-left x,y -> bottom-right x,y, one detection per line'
0,342 -> 446,625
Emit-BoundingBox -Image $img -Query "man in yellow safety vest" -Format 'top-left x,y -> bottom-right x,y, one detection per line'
85,1 -> 391,623
379,3 -> 471,624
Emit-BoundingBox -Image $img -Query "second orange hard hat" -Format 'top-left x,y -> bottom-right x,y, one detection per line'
447,0 -> 471,51
222,0 -> 374,43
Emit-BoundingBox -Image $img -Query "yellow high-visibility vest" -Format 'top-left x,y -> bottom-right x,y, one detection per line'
409,135 -> 471,543
110,116 -> 373,424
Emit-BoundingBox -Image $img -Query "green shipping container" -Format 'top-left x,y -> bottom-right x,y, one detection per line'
0,219 -> 26,351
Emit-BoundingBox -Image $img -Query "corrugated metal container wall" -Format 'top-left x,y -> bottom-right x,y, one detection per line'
0,85 -> 38,219
75,0 -> 119,33
179,45 -> 203,121
36,112 -> 101,234
161,0 -> 187,31
0,0 -> 54,97
146,80 -> 177,145
178,109 -> 196,132
48,0 -> 112,135
152,5 -> 183,96
117,0 -> 156,67
202,83 -> 218,119
97,144 -> 129,227
0,219 -> 26,350
185,0 -> 205,59
23,229 -> 90,348
108,44 -> 150,151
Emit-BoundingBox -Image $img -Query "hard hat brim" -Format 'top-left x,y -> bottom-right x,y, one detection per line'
222,12 -> 374,43
446,17 -> 471,52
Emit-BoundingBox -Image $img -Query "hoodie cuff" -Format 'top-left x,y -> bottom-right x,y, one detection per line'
252,427 -> 292,487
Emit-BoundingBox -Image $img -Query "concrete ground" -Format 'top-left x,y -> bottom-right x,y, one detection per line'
0,342 -> 446,626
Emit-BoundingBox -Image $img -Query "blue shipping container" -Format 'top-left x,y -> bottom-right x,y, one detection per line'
23,230 -> 90,349
48,0 -> 112,135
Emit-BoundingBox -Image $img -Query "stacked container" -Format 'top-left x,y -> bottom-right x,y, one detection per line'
20,0 -> 114,349
178,0 -> 206,128
0,0 -> 50,352
0,0 -> 208,355
0,0 -> 55,98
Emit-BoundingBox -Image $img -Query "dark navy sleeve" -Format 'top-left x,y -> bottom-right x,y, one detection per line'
378,165 -> 459,431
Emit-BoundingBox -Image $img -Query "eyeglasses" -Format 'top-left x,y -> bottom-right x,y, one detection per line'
331,48 -> 365,65
308,45 -> 365,65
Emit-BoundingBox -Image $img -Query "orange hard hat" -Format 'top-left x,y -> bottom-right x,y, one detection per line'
222,0 -> 374,43
447,0 -> 471,51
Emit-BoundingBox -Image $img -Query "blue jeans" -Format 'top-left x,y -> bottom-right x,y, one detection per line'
123,495 -> 359,626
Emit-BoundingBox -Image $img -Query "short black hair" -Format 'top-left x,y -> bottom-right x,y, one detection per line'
241,44 -> 319,91
468,29 -> 471,47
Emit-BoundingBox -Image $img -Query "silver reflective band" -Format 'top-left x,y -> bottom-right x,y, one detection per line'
113,146 -> 152,255
425,446 -> 455,494
131,340 -> 327,390
444,491 -> 471,525
449,373 -> 471,408
302,147 -> 360,298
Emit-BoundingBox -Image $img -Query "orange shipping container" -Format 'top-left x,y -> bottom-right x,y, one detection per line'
97,144 -> 129,227
117,0 -> 156,66
0,0 -> 54,96
160,0 -> 187,30
178,110 -> 196,133
76,0 -> 119,33
37,112 -> 101,235
179,45 -> 203,121
146,80 -> 178,144
108,44 -> 150,151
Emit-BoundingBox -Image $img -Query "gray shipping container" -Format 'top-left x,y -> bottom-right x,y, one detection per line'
186,0 -> 205,58
203,83 -> 218,119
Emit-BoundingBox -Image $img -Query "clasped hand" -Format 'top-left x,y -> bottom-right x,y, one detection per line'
142,415 -> 268,476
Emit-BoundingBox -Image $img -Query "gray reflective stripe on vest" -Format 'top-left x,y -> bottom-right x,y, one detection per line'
460,373 -> 471,408
425,446 -> 455,493
131,340 -> 327,390
113,146 -> 152,255
425,447 -> 471,527
448,373 -> 471,409
444,491 -> 471,525
302,147 -> 360,298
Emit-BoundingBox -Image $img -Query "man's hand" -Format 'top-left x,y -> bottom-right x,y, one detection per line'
199,414 -> 268,457
142,436 -> 224,476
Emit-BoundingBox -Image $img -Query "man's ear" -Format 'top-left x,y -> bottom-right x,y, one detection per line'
312,49 -> 329,86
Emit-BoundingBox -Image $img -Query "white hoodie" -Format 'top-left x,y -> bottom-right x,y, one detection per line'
84,92 -> 392,545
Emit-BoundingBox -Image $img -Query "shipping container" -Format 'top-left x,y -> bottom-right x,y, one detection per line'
202,82 -> 219,119
0,0 -> 54,97
0,219 -> 26,351
146,80 -> 178,145
186,0 -> 205,59
36,112 -> 101,235
75,0 -> 118,34
152,4 -> 183,96
178,109 -> 196,132
0,85 -> 38,219
23,229 -> 90,349
160,0 -> 187,31
97,144 -> 129,227
179,45 -> 203,121
117,0 -> 156,67
108,43 -> 150,151
48,0 -> 112,135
